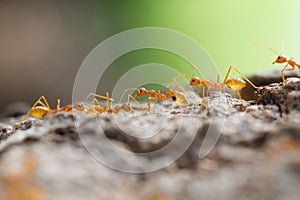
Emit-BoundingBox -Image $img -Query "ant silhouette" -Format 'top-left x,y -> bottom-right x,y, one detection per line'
188,66 -> 260,99
23,96 -> 84,120
254,40 -> 300,82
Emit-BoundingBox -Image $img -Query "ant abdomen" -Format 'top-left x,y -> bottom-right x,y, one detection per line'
29,106 -> 49,118
225,78 -> 246,91
172,93 -> 189,105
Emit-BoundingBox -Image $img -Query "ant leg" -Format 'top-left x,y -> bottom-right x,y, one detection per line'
171,78 -> 199,102
224,66 -> 259,89
281,64 -> 295,82
169,79 -> 194,100
51,99 -> 64,114
223,66 -> 233,85
85,98 -> 95,113
39,96 -> 51,109
126,94 -> 140,109
148,97 -> 157,112
94,98 -> 106,113
95,98 -> 105,113
34,99 -> 48,108
193,85 -> 202,96
56,99 -> 61,111
171,79 -> 190,94
127,94 -> 140,113
281,64 -> 288,82
167,65 -> 197,89
146,96 -> 151,112
106,92 -> 111,111
194,85 -> 201,95
84,93 -> 114,104
152,97 -> 159,112
201,86 -> 209,104
129,95 -> 140,105
23,96 -> 51,120
118,88 -> 138,104
88,98 -> 104,114
83,92 -> 114,112
206,86 -> 210,97
236,91 -> 242,99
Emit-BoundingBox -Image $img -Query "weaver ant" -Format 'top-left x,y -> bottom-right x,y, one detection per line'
189,66 -> 259,99
135,87 -> 188,111
84,92 -> 135,114
121,80 -> 189,112
23,96 -> 84,120
24,92 -> 135,119
254,41 -> 300,82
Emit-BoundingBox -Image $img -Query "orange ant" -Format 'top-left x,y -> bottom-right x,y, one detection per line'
189,66 -> 259,99
135,88 -> 188,111
254,41 -> 300,82
24,93 -> 134,119
83,92 -> 135,114
121,83 -> 189,112
23,96 -> 85,120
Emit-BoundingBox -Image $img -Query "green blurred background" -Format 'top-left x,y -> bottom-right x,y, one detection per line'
0,0 -> 299,111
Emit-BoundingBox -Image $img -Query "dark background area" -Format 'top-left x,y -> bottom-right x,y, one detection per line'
0,0 -> 110,112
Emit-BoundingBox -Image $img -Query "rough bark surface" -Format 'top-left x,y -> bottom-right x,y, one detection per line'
0,77 -> 300,200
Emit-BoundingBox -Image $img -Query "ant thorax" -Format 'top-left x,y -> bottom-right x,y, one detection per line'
205,80 -> 222,90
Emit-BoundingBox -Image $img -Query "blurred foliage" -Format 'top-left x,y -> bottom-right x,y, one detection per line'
102,0 -> 299,75
96,0 -> 300,94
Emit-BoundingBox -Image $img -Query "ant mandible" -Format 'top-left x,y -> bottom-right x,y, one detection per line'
189,66 -> 260,98
23,96 -> 84,120
254,41 -> 300,82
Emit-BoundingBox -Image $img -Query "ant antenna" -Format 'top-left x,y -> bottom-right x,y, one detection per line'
252,41 -> 279,56
86,92 -> 112,112
168,65 -> 199,89
83,93 -> 114,107
280,39 -> 286,54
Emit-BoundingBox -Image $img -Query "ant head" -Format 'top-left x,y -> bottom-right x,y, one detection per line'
189,77 -> 201,86
136,87 -> 147,96
74,102 -> 85,111
273,55 -> 286,64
